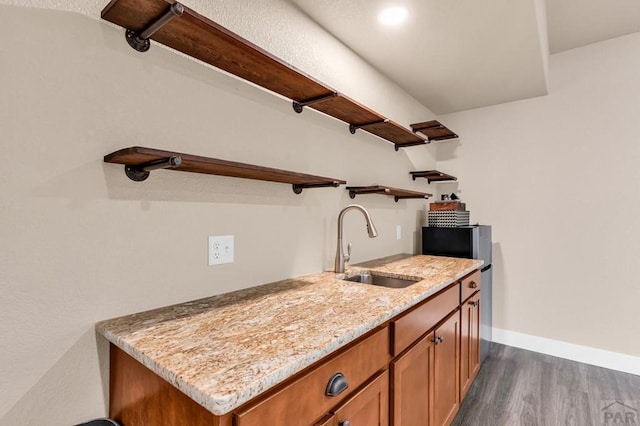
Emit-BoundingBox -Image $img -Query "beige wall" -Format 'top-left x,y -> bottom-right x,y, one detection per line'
437,32 -> 640,358
0,4 -> 437,425
7,2 -> 640,425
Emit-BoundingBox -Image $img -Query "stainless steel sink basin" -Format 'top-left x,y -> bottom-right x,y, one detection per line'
343,272 -> 419,288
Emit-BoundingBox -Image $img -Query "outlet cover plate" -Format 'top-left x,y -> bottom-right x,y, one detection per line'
208,235 -> 234,266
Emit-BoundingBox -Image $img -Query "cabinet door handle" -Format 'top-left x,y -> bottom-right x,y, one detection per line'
469,281 -> 478,289
326,372 -> 348,397
432,336 -> 444,344
339,420 -> 351,426
469,300 -> 478,307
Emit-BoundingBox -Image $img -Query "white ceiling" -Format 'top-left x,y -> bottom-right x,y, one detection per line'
547,0 -> 640,53
290,0 -> 640,114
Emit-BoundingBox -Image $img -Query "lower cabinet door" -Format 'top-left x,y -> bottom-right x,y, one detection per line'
460,292 -> 481,400
433,310 -> 460,426
391,332 -> 434,426
331,370 -> 389,426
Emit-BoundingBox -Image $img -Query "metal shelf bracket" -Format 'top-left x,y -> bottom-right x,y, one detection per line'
124,156 -> 182,181
125,2 -> 184,52
292,93 -> 338,113
394,140 -> 428,151
292,181 -> 341,194
349,119 -> 389,135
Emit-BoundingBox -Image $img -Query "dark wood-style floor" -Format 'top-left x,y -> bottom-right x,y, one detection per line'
452,344 -> 640,426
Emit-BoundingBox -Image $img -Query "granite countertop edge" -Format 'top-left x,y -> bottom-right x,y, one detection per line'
96,254 -> 484,415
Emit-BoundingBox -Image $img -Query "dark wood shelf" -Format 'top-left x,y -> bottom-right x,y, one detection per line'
346,186 -> 432,202
410,170 -> 457,183
306,94 -> 425,148
101,0 -> 426,150
104,146 -> 346,194
410,120 -> 459,141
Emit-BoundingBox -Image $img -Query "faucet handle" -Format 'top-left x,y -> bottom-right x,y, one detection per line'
344,242 -> 351,263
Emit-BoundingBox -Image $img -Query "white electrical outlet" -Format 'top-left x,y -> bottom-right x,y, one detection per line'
396,225 -> 402,240
208,235 -> 234,265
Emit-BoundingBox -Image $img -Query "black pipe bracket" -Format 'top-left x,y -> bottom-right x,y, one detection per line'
124,156 -> 182,182
292,181 -> 341,194
125,2 -> 184,52
292,93 -> 338,113
349,119 -> 389,135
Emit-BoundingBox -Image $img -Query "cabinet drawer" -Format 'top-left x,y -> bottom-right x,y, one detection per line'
234,326 -> 389,426
391,284 -> 459,356
461,270 -> 481,302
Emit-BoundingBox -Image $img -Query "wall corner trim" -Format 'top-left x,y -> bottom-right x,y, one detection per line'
492,327 -> 640,376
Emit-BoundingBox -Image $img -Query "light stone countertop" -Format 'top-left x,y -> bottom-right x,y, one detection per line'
96,254 -> 483,415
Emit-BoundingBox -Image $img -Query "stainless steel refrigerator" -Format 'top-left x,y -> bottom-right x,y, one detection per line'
422,225 -> 492,362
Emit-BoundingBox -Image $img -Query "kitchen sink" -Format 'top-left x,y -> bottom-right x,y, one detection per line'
343,272 -> 420,289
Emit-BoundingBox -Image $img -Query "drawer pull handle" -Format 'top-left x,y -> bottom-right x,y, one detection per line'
326,372 -> 349,397
469,281 -> 478,289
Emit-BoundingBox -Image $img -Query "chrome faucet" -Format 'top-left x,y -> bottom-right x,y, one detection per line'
335,204 -> 378,273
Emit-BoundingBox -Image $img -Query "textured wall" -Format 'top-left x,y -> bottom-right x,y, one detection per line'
0,0 -> 433,126
438,32 -> 640,358
0,3 -> 436,425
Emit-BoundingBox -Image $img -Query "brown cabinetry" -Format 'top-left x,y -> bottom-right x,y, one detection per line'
391,331 -> 434,425
460,291 -> 481,401
432,311 -> 460,426
322,370 -> 389,426
391,283 -> 459,356
107,269 -> 483,426
234,327 -> 389,426
391,309 -> 460,426
460,270 -> 480,303
390,281 -> 462,426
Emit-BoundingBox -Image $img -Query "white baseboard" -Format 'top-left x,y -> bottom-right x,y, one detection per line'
491,327 -> 640,376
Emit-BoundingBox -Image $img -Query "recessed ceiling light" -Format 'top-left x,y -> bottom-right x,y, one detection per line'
378,6 -> 408,26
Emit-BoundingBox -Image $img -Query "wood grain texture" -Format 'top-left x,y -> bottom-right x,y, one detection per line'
109,344 -> 232,426
234,327 -> 389,426
411,171 -> 458,184
410,120 -> 458,141
314,414 -> 335,426
428,202 -> 466,211
364,120 -> 426,145
346,185 -> 433,201
460,270 -> 481,304
104,146 -> 346,186
101,0 -> 331,102
460,291 -> 480,401
309,93 -> 384,125
391,332 -> 434,426
433,310 -> 461,426
101,0 -> 425,148
391,283 -> 459,356
453,343 -> 640,426
332,370 -> 390,426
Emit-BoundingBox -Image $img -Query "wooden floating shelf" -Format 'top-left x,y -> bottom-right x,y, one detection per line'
104,146 -> 346,194
410,170 -> 458,183
410,120 -> 459,142
306,94 -> 425,149
346,186 -> 432,203
101,0 -> 426,150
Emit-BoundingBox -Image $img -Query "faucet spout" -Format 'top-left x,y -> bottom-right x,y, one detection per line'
335,204 -> 378,273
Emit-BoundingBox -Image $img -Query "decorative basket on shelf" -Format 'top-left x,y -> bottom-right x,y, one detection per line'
427,210 -> 470,227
